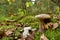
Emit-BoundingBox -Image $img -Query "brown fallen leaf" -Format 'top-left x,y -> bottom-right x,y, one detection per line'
5,27 -> 16,36
52,23 -> 58,29
40,34 -> 48,40
5,30 -> 13,36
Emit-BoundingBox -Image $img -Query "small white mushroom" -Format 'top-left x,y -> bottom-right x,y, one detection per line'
20,27 -> 35,40
23,27 -> 32,38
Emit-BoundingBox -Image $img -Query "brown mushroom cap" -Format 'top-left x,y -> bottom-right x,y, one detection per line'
35,14 -> 51,19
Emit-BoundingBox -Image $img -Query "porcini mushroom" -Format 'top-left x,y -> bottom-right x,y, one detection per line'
35,14 -> 51,19
35,14 -> 51,32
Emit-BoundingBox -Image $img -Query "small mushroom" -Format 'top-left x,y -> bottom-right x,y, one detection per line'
35,14 -> 51,32
21,27 -> 35,40
35,14 -> 51,24
22,27 -> 32,38
35,14 -> 51,19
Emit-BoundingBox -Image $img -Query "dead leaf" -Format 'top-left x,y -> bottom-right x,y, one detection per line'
40,34 -> 48,40
5,27 -> 16,36
52,23 -> 58,29
5,30 -> 13,36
